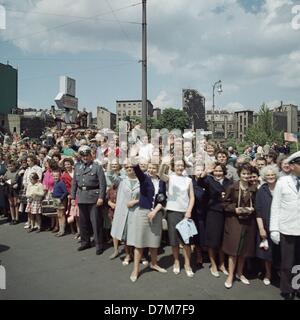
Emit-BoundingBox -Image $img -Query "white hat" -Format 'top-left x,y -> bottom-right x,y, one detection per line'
287,151 -> 300,164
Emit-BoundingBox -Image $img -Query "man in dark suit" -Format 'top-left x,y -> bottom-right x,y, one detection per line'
71,146 -> 107,255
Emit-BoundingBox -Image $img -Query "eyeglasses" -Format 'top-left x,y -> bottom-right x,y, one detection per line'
125,166 -> 133,169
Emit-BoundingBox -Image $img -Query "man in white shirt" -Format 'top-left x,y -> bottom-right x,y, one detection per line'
270,151 -> 300,300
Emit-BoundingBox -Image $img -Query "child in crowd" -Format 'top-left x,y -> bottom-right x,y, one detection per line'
4,160 -> 21,224
52,171 -> 68,237
26,173 -> 44,232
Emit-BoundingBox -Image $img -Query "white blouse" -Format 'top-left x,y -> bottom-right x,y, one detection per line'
166,174 -> 192,213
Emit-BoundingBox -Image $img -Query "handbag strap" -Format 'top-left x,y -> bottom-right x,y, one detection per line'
238,183 -> 253,208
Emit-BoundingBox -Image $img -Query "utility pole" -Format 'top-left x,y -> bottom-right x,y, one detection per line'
142,0 -> 147,131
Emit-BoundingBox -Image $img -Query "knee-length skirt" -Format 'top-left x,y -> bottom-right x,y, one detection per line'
167,210 -> 185,246
127,208 -> 162,249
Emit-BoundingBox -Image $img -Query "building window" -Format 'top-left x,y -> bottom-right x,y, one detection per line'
1,120 -> 4,126
133,111 -> 136,116
13,127 -> 17,133
123,104 -> 126,107
128,111 -> 131,116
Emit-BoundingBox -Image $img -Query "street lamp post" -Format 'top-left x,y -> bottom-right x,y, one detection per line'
212,80 -> 223,140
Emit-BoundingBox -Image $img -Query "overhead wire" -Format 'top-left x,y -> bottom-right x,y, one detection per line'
0,2 -> 142,45
5,8 -> 141,25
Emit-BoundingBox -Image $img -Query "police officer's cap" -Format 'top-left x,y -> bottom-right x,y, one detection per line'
287,151 -> 300,164
79,146 -> 92,156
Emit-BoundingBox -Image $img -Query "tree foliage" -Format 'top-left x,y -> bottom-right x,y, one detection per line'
245,103 -> 283,145
150,108 -> 191,132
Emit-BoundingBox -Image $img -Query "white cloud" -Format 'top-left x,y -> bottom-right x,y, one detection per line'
225,102 -> 245,112
152,90 -> 174,109
1,0 -> 300,110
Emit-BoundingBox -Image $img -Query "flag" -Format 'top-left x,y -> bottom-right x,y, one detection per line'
284,132 -> 298,143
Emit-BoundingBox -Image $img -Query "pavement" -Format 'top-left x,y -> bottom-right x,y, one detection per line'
0,217 -> 282,300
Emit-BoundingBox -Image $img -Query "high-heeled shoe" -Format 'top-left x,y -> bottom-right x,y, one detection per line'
263,278 -> 271,286
150,264 -> 167,273
210,268 -> 220,278
122,258 -> 131,266
109,251 -> 119,260
224,281 -> 233,289
236,274 -> 250,285
130,273 -> 138,283
219,267 -> 229,276
184,266 -> 194,278
173,265 -> 180,275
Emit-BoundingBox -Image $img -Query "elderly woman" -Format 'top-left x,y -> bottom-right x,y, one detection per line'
108,162 -> 139,264
255,165 -> 280,286
128,162 -> 168,282
222,163 -> 257,289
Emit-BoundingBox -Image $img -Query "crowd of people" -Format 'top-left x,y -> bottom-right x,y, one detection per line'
0,122 -> 299,300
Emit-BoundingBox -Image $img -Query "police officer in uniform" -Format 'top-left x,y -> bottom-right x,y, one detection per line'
71,146 -> 107,255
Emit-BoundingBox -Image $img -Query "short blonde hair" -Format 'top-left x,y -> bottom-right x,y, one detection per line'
260,165 -> 280,182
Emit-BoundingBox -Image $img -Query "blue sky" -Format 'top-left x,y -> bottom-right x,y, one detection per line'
0,0 -> 300,116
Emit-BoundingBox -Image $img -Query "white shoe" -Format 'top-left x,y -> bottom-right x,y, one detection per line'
122,259 -> 130,266
236,274 -> 250,285
210,268 -> 220,278
224,281 -> 233,289
150,264 -> 167,273
141,258 -> 149,266
219,267 -> 229,276
109,251 -> 119,260
130,274 -> 138,283
263,278 -> 271,286
184,267 -> 194,278
173,265 -> 180,275
24,223 -> 30,229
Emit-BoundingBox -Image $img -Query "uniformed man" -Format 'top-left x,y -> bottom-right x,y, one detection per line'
270,151 -> 300,300
71,146 -> 107,255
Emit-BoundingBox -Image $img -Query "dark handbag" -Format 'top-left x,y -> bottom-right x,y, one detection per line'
155,193 -> 167,205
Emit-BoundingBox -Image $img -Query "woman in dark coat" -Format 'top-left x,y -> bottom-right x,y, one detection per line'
222,163 -> 257,289
191,165 -> 207,267
255,165 -> 280,286
198,162 -> 232,277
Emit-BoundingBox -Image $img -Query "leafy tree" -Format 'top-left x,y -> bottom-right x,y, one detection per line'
245,103 -> 283,145
151,108 -> 191,131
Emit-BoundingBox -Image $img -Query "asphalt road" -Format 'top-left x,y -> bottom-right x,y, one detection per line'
0,218 -> 282,300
